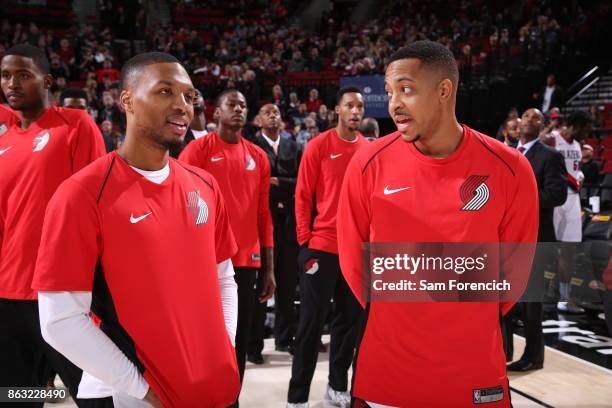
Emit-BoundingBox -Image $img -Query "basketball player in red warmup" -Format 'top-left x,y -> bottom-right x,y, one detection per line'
32,52 -> 241,408
0,101 -> 18,134
288,86 -> 368,408
337,41 -> 539,407
0,44 -> 111,407
179,89 -> 275,406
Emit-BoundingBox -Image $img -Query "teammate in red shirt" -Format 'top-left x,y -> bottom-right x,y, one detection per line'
179,89 -> 275,404
337,41 -> 538,407
0,102 -> 18,134
0,44 -> 110,406
33,52 -> 241,408
289,86 -> 368,408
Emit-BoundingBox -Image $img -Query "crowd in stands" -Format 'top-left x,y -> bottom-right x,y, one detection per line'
1,0 -> 610,147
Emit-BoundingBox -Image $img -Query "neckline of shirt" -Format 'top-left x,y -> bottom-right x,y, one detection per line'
332,128 -> 360,144
12,106 -> 54,134
213,131 -> 243,148
113,151 -> 174,186
404,124 -> 471,165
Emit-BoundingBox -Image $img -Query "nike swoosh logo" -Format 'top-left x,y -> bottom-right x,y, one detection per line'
130,212 -> 152,224
384,185 -> 412,195
211,156 -> 224,162
330,153 -> 343,159
0,147 -> 11,155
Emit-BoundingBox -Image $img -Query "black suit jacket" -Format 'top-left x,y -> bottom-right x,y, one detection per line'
254,135 -> 301,209
524,140 -> 568,241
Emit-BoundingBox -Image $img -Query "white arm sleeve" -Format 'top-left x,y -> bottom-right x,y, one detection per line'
38,291 -> 149,399
217,259 -> 238,346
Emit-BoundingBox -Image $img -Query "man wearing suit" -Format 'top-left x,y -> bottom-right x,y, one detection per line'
533,74 -> 564,115
504,107 -> 568,371
248,104 -> 301,363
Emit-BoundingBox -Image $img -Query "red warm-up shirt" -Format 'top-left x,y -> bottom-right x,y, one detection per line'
0,107 -> 105,299
0,104 -> 18,134
179,132 -> 273,268
295,128 -> 367,254
337,126 -> 538,407
33,153 -> 240,407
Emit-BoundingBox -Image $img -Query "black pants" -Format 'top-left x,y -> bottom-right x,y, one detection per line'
503,302 -> 544,364
249,209 -> 299,354
288,248 -> 362,403
233,268 -> 258,393
0,298 -> 113,408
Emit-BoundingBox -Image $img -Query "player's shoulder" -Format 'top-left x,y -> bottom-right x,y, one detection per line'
303,128 -> 335,153
50,106 -> 92,124
468,126 -> 523,177
172,158 -> 218,192
351,131 -> 403,171
55,153 -> 116,201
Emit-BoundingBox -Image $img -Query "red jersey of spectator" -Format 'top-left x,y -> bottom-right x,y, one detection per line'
0,104 -> 18,134
96,68 -> 120,83
0,106 -> 105,299
337,126 -> 538,407
33,153 -> 240,407
306,98 -> 323,113
295,128 -> 367,254
179,131 -> 273,268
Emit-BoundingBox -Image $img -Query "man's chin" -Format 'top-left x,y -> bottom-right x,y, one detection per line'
400,132 -> 421,143
160,136 -> 185,151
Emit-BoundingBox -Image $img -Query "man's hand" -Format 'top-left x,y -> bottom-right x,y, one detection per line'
270,177 -> 279,186
144,388 -> 163,408
259,247 -> 276,302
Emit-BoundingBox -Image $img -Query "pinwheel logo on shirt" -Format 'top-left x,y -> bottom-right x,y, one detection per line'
187,190 -> 208,225
245,153 -> 256,171
459,175 -> 490,211
32,130 -> 50,152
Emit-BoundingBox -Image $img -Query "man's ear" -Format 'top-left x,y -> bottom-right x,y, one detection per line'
120,90 -> 133,114
43,74 -> 53,90
439,79 -> 454,102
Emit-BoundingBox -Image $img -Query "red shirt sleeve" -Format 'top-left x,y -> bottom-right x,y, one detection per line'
498,153 -> 539,315
295,139 -> 321,245
33,179 -> 101,292
178,139 -> 203,167
69,112 -> 106,173
212,176 -> 238,263
257,150 -> 274,248
337,152 -> 370,308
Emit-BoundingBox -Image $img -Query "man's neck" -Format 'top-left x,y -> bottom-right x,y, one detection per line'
413,120 -> 463,158
118,131 -> 168,171
191,113 -> 206,131
262,128 -> 280,141
19,101 -> 48,129
335,123 -> 356,142
218,124 -> 242,144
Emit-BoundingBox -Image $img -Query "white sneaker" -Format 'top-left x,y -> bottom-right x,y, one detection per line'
287,403 -> 309,408
557,301 -> 585,314
324,384 -> 351,407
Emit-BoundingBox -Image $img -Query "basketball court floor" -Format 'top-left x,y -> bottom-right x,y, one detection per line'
46,329 -> 612,408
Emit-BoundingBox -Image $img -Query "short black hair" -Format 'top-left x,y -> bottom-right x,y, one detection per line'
335,86 -> 362,106
59,88 -> 88,105
565,110 -> 591,129
388,40 -> 459,87
3,44 -> 50,74
359,117 -> 379,139
215,88 -> 244,107
119,52 -> 183,90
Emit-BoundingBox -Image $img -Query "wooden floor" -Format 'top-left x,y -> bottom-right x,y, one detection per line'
47,335 -> 612,408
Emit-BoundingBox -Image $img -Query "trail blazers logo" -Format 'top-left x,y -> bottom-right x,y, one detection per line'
460,175 -> 490,211
33,130 -> 50,152
187,191 -> 208,225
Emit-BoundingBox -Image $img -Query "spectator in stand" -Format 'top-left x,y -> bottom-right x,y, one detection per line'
496,107 -> 519,140
306,47 -> 323,71
96,60 -> 120,83
590,105 -> 605,128
306,88 -> 323,113
97,91 -> 125,131
316,104 -> 329,131
292,103 -> 308,129
501,117 -> 521,147
288,51 -> 305,72
286,92 -> 300,119
533,74 -> 564,114
542,108 -> 562,137
580,144 -> 600,186
295,117 -> 319,148
99,119 -> 122,152
240,69 -> 261,120
271,84 -> 288,116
